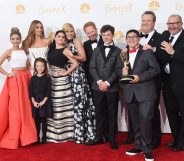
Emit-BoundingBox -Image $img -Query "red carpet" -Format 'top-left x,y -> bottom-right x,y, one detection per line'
0,133 -> 184,161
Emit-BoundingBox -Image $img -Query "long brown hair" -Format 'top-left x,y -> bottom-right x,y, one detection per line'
22,20 -> 45,53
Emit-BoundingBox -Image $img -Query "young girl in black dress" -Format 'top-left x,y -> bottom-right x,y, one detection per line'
29,57 -> 52,144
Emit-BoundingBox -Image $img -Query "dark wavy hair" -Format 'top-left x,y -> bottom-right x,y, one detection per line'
48,30 -> 67,53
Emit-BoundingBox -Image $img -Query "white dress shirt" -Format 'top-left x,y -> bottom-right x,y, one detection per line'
91,35 -> 100,50
164,30 -> 182,74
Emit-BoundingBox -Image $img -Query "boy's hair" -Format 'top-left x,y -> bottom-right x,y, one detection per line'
100,25 -> 115,35
33,57 -> 48,75
126,29 -> 140,38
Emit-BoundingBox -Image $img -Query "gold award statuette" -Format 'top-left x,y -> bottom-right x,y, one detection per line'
119,50 -> 134,84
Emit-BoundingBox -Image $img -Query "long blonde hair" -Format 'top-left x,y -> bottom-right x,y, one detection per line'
62,23 -> 76,38
22,20 -> 45,52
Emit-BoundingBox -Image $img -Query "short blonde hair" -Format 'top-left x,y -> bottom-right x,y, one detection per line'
62,23 -> 76,38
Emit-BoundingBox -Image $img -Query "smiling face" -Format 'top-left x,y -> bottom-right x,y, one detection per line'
102,30 -> 113,45
65,26 -> 75,40
35,61 -> 45,75
55,31 -> 66,46
126,32 -> 140,49
10,34 -> 21,48
34,23 -> 44,37
141,14 -> 155,33
167,15 -> 183,35
84,25 -> 98,41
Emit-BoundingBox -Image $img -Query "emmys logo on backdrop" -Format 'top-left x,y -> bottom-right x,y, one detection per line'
105,3 -> 132,13
176,1 -> 184,10
80,3 -> 90,13
148,0 -> 160,10
39,5 -> 65,14
114,31 -> 124,41
16,4 -> 26,14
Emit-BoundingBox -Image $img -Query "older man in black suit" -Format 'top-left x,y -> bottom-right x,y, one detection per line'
121,29 -> 160,161
88,25 -> 121,150
158,14 -> 184,151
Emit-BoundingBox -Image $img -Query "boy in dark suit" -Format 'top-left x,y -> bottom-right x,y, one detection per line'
87,25 -> 121,150
121,29 -> 160,161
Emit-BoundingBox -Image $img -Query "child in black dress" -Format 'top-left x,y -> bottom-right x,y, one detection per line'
29,57 -> 52,144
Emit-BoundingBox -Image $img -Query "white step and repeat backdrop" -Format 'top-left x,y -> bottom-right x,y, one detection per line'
0,0 -> 184,132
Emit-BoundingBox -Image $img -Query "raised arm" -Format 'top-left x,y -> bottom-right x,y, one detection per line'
72,38 -> 86,62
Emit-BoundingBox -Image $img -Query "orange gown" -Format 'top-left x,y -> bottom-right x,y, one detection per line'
0,69 -> 37,149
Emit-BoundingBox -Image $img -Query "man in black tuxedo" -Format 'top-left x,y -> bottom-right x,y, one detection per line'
88,25 -> 121,150
83,22 -> 104,88
139,11 -> 163,149
123,11 -> 162,148
121,29 -> 160,161
158,14 -> 184,151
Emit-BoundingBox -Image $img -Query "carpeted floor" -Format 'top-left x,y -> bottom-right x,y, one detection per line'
0,132 -> 184,161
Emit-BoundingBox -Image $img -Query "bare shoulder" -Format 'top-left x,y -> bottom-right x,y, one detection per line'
43,38 -> 52,46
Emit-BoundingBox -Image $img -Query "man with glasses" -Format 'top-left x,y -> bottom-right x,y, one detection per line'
121,29 -> 160,161
158,14 -> 184,151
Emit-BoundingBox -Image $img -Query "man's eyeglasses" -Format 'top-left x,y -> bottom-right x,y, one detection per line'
167,22 -> 181,26
126,35 -> 138,40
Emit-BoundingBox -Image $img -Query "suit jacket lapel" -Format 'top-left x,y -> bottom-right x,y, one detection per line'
100,46 -> 107,62
105,46 -> 116,62
173,30 -> 184,48
132,47 -> 142,71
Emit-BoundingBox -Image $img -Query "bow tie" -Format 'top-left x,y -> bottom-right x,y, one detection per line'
129,47 -> 138,53
90,39 -> 97,44
104,45 -> 113,49
140,32 -> 149,38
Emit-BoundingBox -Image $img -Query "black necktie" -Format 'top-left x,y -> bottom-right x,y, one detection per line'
140,32 -> 149,38
90,39 -> 97,44
169,36 -> 174,43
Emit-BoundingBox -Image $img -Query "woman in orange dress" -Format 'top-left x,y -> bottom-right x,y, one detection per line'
0,27 -> 37,149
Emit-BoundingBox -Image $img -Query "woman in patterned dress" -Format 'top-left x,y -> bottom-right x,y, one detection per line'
62,23 -> 96,144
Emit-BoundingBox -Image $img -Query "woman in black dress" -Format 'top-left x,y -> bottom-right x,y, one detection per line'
46,30 -> 78,143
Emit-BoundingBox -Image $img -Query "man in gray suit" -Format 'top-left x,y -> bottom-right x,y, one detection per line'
121,29 -> 160,161
88,25 -> 121,150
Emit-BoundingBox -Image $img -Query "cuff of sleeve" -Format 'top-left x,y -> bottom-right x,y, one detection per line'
171,50 -> 175,57
97,80 -> 102,84
105,81 -> 110,87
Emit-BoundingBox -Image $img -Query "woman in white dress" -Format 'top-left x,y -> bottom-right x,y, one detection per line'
22,20 -> 52,72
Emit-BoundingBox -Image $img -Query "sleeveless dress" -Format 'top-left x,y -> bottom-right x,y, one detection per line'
0,50 -> 37,149
46,48 -> 74,142
67,40 -> 96,143
28,47 -> 48,73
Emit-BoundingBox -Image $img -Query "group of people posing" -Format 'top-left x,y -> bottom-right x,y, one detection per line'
0,10 -> 184,161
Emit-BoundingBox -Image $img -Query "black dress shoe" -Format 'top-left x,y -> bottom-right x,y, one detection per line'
110,142 -> 119,150
172,145 -> 184,152
122,137 -> 134,145
85,137 -> 105,146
